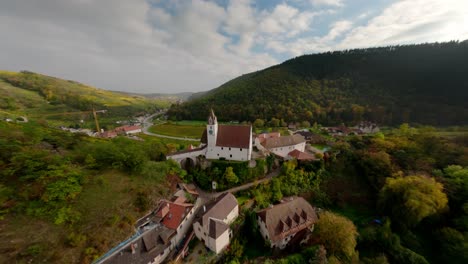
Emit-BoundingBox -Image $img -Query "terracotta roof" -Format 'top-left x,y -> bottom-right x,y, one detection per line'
100,131 -> 118,138
261,134 -> 306,149
257,197 -> 318,243
158,201 -> 193,230
123,125 -> 141,132
216,125 -> 251,149
288,149 -> 316,161
209,219 -> 229,239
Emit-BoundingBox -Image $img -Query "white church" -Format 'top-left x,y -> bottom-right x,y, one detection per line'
167,110 -> 253,164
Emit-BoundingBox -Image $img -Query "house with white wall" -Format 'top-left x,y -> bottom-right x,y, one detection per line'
257,197 -> 318,249
193,192 -> 239,254
258,134 -> 306,158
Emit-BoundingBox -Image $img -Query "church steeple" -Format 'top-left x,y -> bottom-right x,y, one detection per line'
208,108 -> 217,125
207,109 -> 218,148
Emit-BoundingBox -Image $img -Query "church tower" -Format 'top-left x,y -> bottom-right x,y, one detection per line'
207,109 -> 218,148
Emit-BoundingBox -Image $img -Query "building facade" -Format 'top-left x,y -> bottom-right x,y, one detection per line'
257,197 -> 318,249
193,192 -> 239,254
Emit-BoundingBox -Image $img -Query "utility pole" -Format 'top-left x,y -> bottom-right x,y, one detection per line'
92,107 -> 100,133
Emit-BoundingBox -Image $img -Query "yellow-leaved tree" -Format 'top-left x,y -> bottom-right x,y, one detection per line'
379,175 -> 448,227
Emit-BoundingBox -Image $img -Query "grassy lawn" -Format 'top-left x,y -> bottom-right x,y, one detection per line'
236,196 -> 250,206
149,123 -> 205,138
310,144 -> 329,150
332,205 -> 375,228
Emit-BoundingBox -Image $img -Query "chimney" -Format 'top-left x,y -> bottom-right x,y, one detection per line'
203,205 -> 206,213
131,243 -> 136,254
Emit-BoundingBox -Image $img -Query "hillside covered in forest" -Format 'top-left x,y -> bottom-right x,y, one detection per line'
168,41 -> 468,126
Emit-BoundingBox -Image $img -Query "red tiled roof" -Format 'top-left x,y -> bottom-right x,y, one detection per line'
216,125 -> 251,149
288,149 -> 316,161
160,202 -> 193,230
123,125 -> 141,132
115,125 -> 141,132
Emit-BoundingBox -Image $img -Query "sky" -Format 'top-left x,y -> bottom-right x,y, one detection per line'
0,0 -> 467,94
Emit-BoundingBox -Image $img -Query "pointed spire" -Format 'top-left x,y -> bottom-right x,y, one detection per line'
208,108 -> 217,125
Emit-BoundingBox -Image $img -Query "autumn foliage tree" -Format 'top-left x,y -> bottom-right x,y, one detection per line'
378,175 -> 448,228
315,211 -> 358,261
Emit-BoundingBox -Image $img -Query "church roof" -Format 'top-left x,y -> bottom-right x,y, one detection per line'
216,125 -> 251,149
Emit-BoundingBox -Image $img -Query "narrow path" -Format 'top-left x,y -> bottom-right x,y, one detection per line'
196,168 -> 282,199
141,112 -> 200,142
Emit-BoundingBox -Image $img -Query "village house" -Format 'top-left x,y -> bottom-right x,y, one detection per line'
257,133 -> 307,158
97,187 -> 201,264
355,121 -> 380,134
115,125 -> 142,135
286,149 -> 316,161
257,197 -> 318,249
294,131 -> 326,144
193,192 -> 239,254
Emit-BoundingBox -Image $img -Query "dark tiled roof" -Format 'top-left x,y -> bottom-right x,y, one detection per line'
166,145 -> 207,156
261,134 -> 306,149
201,193 -> 238,226
216,125 -> 251,148
257,197 -> 317,243
100,226 -> 170,264
209,219 -> 229,239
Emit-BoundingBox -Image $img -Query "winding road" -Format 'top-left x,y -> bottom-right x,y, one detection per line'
141,112 -> 200,142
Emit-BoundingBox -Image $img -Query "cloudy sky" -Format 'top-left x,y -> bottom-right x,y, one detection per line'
0,0 -> 467,93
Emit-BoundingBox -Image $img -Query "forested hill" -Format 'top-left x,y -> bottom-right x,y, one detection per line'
168,41 -> 468,126
0,71 -> 168,128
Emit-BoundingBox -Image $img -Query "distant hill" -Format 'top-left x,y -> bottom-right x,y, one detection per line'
113,91 -> 196,102
168,41 -> 468,126
0,71 -> 166,127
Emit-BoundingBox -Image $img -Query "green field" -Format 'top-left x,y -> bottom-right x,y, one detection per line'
149,123 -> 205,138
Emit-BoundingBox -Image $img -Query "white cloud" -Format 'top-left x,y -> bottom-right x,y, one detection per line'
311,0 -> 344,7
270,0 -> 468,56
0,0 -> 277,93
337,0 -> 468,49
0,0 -> 465,93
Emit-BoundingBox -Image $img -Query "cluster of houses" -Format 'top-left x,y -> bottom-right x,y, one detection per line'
325,121 -> 380,137
167,110 -> 318,165
99,125 -> 142,139
97,182 -> 318,264
96,110 -> 379,263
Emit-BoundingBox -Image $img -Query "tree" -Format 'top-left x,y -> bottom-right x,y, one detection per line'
315,211 -> 358,261
269,118 -> 280,127
253,119 -> 264,128
378,175 -> 448,227
435,227 -> 468,263
271,178 -> 283,202
301,121 -> 311,128
224,167 -> 239,184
